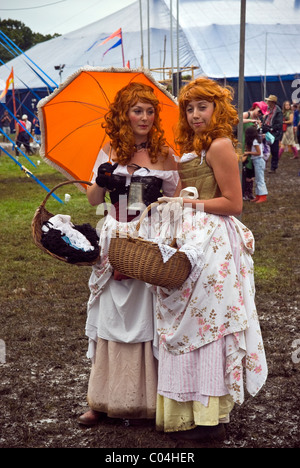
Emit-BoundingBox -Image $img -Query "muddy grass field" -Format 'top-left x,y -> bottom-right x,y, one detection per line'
0,151 -> 299,450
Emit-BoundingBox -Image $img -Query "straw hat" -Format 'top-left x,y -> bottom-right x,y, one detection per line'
265,95 -> 278,103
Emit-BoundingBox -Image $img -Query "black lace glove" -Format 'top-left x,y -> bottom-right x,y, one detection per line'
95,162 -> 118,190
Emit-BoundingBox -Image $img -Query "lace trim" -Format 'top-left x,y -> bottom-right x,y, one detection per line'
157,243 -> 205,280
158,243 -> 177,263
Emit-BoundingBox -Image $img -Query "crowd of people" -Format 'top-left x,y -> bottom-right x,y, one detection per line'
0,111 -> 40,155
242,95 -> 299,203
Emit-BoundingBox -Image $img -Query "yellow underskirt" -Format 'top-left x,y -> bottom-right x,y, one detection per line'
156,394 -> 234,433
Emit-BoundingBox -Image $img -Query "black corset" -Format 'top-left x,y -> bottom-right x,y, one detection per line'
108,173 -> 163,207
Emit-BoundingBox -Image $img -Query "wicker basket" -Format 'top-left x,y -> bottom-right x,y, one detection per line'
108,202 -> 191,289
32,180 -> 100,266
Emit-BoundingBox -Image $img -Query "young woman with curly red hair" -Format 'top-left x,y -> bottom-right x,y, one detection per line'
174,77 -> 242,216
103,81 -> 169,166
154,77 -> 267,442
78,82 -> 179,427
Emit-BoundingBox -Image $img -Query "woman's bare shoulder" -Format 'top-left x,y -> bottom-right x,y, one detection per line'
162,147 -> 178,170
210,137 -> 234,151
207,138 -> 237,166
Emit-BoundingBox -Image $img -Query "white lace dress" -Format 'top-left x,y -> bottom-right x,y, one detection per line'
84,149 -> 179,419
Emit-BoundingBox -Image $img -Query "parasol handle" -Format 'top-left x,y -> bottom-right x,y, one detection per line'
41,180 -> 93,207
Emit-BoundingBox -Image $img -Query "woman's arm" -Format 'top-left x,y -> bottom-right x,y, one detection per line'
182,138 -> 243,216
87,143 -> 111,206
244,144 -> 261,157
86,183 -> 106,206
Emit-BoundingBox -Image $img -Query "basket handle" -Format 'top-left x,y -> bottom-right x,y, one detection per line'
134,200 -> 179,248
135,201 -> 160,231
41,180 -> 93,207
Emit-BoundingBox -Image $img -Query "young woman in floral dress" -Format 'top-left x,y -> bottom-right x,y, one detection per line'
153,77 -> 268,441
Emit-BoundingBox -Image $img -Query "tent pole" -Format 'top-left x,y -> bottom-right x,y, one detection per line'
120,29 -> 125,67
278,75 -> 288,99
264,32 -> 268,99
176,0 -> 180,96
170,0 -> 174,95
238,0 -> 246,219
147,0 -> 150,69
139,0 -> 144,67
237,0 -> 246,148
163,35 -> 166,80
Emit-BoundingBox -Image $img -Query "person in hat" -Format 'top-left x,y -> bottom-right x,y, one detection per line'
262,95 -> 283,173
15,114 -> 34,156
22,114 -> 32,133
243,101 -> 268,124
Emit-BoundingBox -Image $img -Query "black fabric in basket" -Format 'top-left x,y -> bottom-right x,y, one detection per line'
41,222 -> 100,264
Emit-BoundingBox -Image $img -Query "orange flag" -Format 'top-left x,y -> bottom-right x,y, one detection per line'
0,68 -> 14,100
99,28 -> 122,46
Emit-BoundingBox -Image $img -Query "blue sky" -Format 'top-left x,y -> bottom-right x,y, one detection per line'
0,0 -> 136,35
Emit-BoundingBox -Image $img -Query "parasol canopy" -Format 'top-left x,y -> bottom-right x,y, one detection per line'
38,66 -> 179,190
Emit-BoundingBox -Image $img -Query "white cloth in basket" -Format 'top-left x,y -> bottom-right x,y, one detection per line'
42,214 -> 95,252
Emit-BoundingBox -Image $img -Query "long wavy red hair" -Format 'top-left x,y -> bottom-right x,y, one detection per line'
176,77 -> 239,157
103,82 -> 168,165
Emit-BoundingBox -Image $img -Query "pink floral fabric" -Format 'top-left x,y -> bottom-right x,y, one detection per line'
153,209 -> 268,405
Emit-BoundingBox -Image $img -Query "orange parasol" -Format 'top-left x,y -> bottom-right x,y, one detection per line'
38,66 -> 179,191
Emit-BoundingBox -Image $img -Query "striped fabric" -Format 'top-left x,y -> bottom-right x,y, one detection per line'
158,338 -> 229,405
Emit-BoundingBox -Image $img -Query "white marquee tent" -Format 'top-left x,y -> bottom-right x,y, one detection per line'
0,0 -> 300,108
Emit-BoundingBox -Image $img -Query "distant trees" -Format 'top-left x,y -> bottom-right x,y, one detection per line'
0,19 -> 60,63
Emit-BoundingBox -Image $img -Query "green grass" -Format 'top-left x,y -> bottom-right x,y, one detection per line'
1,150 -> 299,301
0,153 -> 98,299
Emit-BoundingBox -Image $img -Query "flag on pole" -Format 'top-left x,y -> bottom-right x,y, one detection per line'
99,28 -> 122,46
99,28 -> 125,66
0,67 -> 14,100
103,39 -> 122,57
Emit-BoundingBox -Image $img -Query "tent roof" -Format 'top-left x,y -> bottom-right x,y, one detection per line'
178,0 -> 300,78
0,0 -> 299,91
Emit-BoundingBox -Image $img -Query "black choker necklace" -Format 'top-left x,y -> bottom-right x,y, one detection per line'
134,141 -> 149,151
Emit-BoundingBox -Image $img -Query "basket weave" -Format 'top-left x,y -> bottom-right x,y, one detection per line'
108,202 -> 191,289
31,180 -> 100,266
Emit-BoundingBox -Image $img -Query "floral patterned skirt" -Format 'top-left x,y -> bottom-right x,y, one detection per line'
151,210 -> 268,406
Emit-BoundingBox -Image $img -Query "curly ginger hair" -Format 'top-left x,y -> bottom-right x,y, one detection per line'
176,77 -> 239,157
102,82 -> 168,165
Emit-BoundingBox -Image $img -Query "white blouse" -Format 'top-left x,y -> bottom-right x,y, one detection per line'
91,149 -> 179,197
86,148 -> 179,357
